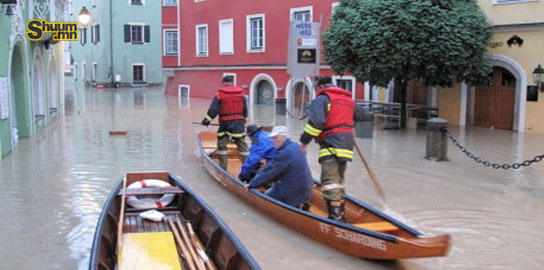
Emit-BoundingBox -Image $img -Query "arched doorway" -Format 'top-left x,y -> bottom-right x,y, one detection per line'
474,67 -> 515,130
293,81 -> 310,116
255,80 -> 274,105
7,43 -> 32,153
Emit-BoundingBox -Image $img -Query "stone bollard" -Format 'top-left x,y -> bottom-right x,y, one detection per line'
275,98 -> 286,115
425,118 -> 449,161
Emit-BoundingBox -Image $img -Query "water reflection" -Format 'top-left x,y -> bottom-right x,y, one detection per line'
0,86 -> 543,270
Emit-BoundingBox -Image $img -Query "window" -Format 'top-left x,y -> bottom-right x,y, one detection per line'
131,0 -> 144,5
91,23 -> 100,44
290,6 -> 313,22
125,24 -> 150,44
219,19 -> 234,54
133,64 -> 145,83
91,63 -> 97,82
80,28 -> 87,45
222,73 -> 236,85
132,25 -> 143,43
92,0 -> 97,7
73,63 -> 78,81
333,75 -> 356,99
178,85 -> 190,106
195,24 -> 208,56
164,30 -> 178,55
81,62 -> 86,81
164,0 -> 177,5
246,14 -> 265,52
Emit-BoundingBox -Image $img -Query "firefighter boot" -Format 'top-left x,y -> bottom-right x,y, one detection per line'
218,154 -> 228,170
326,200 -> 345,222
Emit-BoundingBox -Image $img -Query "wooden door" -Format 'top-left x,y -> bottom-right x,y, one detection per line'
293,82 -> 310,115
474,67 -> 515,130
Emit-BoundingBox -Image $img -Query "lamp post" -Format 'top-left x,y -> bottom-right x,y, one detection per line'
78,6 -> 91,28
533,64 -> 544,92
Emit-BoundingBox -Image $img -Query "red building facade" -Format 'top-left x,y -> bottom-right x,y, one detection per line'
162,0 -> 368,111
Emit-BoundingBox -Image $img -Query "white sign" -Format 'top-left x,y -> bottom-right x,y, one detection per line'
287,21 -> 321,78
300,38 -> 317,47
0,77 -> 9,120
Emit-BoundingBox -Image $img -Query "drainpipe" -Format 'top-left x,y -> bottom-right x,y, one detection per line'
109,0 -> 114,87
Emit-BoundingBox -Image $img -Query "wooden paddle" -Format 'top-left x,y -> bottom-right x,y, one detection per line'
116,175 -> 128,256
192,121 -> 220,127
176,219 -> 206,270
168,219 -> 197,270
353,142 -> 387,203
186,222 -> 217,270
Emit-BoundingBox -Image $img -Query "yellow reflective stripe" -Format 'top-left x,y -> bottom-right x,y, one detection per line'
217,132 -> 226,137
337,153 -> 354,159
226,131 -> 246,138
318,148 -> 353,159
204,114 -> 213,121
304,124 -> 322,137
327,103 -> 331,111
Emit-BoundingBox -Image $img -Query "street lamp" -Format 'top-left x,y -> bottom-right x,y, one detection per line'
533,64 -> 544,92
78,6 -> 91,28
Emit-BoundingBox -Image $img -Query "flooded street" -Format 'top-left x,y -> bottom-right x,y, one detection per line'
0,86 -> 543,270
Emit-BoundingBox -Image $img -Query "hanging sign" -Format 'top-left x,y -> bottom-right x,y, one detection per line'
287,21 -> 321,78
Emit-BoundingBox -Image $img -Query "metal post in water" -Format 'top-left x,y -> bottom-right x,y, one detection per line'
275,98 -> 286,115
425,118 -> 449,161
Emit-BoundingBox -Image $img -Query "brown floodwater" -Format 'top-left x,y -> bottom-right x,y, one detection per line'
0,87 -> 543,270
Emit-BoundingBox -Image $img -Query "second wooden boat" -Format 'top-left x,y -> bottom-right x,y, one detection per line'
90,171 -> 261,270
197,131 -> 451,260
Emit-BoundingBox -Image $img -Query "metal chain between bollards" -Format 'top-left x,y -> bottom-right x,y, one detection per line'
442,127 -> 544,170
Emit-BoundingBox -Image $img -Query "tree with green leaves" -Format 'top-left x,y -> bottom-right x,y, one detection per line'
323,0 -> 492,128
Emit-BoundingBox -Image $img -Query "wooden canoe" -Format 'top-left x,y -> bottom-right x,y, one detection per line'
90,171 -> 261,270
197,131 -> 451,260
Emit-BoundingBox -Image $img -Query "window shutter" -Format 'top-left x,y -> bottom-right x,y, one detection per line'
90,26 -> 94,43
124,25 -> 131,43
84,28 -> 87,44
97,24 -> 100,42
144,25 -> 150,43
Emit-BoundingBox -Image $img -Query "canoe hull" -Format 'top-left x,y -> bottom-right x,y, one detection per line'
198,132 -> 450,260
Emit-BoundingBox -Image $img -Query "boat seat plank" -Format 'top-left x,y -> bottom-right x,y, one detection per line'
118,232 -> 182,270
352,221 -> 399,233
308,206 -> 328,217
123,211 -> 182,233
117,187 -> 185,196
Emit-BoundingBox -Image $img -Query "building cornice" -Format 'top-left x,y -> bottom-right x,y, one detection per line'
492,22 -> 544,32
162,64 -> 331,71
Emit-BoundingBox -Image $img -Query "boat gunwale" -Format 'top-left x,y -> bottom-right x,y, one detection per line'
196,134 -> 425,244
89,172 -> 262,270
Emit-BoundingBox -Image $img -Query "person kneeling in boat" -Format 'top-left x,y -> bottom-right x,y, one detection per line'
238,124 -> 277,183
244,126 -> 313,209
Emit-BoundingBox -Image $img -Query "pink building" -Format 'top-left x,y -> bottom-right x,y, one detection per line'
162,0 -> 368,112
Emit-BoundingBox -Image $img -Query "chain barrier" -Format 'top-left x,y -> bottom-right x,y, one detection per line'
442,127 -> 544,170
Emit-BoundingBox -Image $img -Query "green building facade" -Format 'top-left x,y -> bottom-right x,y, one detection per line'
68,0 -> 163,88
0,0 -> 66,157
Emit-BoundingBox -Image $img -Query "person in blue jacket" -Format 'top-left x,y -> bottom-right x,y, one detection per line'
238,124 -> 277,182
244,126 -> 313,208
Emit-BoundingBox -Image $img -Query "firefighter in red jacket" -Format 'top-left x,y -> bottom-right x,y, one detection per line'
300,76 -> 368,222
202,76 -> 249,169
